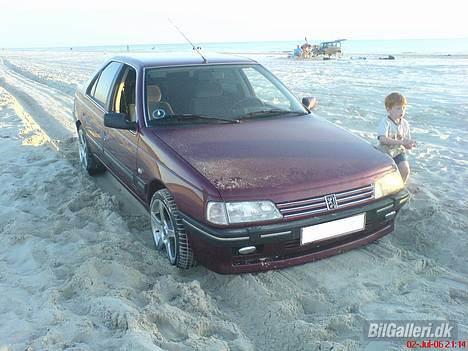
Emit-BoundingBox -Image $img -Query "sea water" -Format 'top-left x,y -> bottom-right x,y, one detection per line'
10,38 -> 468,55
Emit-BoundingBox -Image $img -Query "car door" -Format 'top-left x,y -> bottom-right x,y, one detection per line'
103,64 -> 139,192
83,61 -> 123,158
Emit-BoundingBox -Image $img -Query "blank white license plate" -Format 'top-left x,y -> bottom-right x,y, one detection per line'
300,213 -> 366,245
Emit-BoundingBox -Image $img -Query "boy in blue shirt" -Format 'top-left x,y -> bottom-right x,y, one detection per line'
293,45 -> 302,58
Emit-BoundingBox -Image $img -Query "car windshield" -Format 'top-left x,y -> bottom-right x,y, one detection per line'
145,64 -> 308,124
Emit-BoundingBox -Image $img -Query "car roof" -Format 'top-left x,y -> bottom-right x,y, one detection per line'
111,52 -> 258,69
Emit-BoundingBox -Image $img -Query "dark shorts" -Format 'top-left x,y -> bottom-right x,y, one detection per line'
393,153 -> 408,164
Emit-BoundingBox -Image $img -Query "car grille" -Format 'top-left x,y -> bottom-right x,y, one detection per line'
276,184 -> 374,220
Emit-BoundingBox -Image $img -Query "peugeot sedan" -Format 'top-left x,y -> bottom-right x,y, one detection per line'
73,53 -> 408,273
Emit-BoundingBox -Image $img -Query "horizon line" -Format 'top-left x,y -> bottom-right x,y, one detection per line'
2,37 -> 468,51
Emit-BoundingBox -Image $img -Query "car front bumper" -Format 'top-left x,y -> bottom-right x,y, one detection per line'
180,190 -> 409,274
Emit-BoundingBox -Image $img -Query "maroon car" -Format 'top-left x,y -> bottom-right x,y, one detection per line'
73,53 -> 408,274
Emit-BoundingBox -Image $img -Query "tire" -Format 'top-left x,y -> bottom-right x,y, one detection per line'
150,189 -> 195,269
77,126 -> 106,176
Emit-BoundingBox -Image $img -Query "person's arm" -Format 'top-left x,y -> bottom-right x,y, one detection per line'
401,121 -> 416,149
378,135 -> 404,146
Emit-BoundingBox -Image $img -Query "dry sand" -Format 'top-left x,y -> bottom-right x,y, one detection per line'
0,51 -> 466,351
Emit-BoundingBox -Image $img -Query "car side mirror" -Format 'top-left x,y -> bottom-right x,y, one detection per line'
302,97 -> 317,110
104,112 -> 136,131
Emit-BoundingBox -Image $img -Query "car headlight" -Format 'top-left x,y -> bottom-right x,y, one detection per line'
207,201 -> 282,225
374,170 -> 405,199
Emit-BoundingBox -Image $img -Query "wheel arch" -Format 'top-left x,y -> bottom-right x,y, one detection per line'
146,178 -> 167,205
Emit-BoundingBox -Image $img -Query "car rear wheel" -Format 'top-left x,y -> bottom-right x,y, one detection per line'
77,127 -> 106,175
150,189 -> 195,269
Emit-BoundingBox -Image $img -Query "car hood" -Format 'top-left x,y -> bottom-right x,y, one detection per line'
151,115 -> 393,200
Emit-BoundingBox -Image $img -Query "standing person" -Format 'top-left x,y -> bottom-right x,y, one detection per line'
377,92 -> 416,183
301,43 -> 312,58
293,45 -> 302,58
301,37 -> 312,58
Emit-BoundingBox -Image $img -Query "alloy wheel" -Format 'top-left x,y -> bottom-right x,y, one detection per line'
150,198 -> 177,264
78,128 -> 88,170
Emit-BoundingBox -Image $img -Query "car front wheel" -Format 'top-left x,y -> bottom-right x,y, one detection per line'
150,189 -> 195,269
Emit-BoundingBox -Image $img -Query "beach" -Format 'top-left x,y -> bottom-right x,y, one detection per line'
0,50 -> 467,350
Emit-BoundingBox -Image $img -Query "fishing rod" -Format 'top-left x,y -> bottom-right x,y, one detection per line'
168,18 -> 207,63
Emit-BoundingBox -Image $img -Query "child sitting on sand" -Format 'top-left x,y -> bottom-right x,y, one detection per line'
377,92 -> 416,183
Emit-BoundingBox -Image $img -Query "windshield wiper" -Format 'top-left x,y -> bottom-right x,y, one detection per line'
149,114 -> 240,124
239,109 -> 306,119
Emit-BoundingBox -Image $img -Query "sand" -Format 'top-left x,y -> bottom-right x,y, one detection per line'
0,51 -> 466,351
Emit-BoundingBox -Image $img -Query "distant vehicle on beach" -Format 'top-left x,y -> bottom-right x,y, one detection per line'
73,52 -> 409,274
292,39 -> 346,60
316,39 -> 346,57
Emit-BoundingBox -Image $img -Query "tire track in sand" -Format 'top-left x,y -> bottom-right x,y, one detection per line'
3,58 -> 78,97
0,59 -> 75,145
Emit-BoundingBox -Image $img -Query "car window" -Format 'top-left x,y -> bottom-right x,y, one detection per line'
144,64 -> 307,123
110,65 -> 137,121
87,75 -> 99,96
93,62 -> 123,108
242,67 -> 291,109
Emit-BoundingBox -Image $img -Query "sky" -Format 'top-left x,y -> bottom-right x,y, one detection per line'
1,0 -> 467,48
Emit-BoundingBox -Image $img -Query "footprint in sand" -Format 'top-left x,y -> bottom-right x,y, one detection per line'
406,183 -> 422,196
299,295 -> 331,314
198,323 -> 239,341
449,288 -> 468,303
150,312 -> 189,342
12,188 -> 33,200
